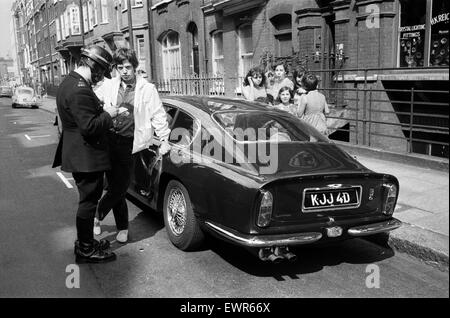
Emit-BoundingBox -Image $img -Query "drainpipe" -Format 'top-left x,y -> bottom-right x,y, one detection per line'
127,0 -> 134,49
146,0 -> 157,81
202,7 -> 208,75
46,0 -> 54,90
79,0 -> 85,46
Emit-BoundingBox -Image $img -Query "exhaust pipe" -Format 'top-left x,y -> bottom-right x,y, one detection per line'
258,247 -> 286,264
274,246 -> 298,263
267,253 -> 284,264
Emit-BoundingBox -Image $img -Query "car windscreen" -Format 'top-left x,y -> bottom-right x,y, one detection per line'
17,89 -> 34,95
213,110 -> 329,143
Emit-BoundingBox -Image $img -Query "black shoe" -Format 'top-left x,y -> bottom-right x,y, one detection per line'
74,241 -> 116,264
74,239 -> 111,254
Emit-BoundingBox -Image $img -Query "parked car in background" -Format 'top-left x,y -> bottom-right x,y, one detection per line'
12,86 -> 39,109
127,96 -> 402,263
0,85 -> 13,98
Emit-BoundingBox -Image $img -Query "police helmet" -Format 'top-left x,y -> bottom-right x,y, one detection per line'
80,45 -> 113,79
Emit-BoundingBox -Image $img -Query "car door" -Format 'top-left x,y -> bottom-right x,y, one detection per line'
131,103 -> 178,201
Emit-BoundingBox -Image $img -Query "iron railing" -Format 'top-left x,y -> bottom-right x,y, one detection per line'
155,67 -> 449,159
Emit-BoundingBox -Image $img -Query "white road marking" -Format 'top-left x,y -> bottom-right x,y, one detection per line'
24,134 -> 31,140
56,172 -> 73,189
27,134 -> 51,139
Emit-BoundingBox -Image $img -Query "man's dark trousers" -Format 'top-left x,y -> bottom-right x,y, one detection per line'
73,171 -> 105,242
97,133 -> 134,230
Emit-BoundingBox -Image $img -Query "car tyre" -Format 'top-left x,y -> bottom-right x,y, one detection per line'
163,180 -> 204,251
12,103 -> 16,108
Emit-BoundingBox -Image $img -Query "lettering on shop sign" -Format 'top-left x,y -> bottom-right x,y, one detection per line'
402,32 -> 421,39
431,13 -> 449,25
399,24 -> 426,32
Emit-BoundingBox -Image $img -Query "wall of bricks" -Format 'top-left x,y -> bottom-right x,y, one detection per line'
152,0 -> 206,81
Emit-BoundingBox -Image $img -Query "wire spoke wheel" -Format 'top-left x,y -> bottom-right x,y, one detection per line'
163,180 -> 205,251
167,188 -> 187,236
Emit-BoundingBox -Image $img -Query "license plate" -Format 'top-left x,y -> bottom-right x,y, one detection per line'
302,186 -> 361,212
326,226 -> 343,237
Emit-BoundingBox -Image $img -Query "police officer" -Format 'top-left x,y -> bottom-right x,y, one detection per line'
53,45 -> 119,263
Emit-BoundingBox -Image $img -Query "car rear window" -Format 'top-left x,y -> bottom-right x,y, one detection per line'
17,89 -> 34,95
213,111 -> 329,143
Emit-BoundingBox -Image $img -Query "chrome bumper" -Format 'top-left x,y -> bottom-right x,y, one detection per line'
204,221 -> 322,247
347,218 -> 402,237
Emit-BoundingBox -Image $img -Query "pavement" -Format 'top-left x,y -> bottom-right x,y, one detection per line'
38,96 -> 449,272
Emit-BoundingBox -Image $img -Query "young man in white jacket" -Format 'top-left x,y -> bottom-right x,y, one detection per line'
94,48 -> 171,243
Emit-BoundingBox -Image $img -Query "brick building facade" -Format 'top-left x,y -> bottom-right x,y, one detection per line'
12,0 -> 449,156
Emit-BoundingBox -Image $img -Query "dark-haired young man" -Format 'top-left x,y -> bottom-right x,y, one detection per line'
94,48 -> 171,243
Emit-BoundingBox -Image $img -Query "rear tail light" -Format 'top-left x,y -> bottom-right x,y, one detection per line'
257,190 -> 273,227
382,183 -> 398,216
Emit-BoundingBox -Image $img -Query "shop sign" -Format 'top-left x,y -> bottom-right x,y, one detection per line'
431,13 -> 449,25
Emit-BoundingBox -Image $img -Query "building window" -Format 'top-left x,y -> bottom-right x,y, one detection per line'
100,0 -> 108,23
187,22 -> 199,75
121,0 -> 127,11
65,10 -> 70,38
398,0 -> 449,67
430,0 -> 449,66
136,34 -> 146,68
271,14 -> 292,57
83,4 -> 88,33
88,1 -> 94,30
92,0 -> 98,26
211,31 -> 223,75
69,6 -> 81,35
161,31 -> 182,80
238,24 -> 253,78
56,17 -> 61,41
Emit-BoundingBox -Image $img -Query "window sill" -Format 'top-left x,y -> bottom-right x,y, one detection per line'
379,70 -> 449,81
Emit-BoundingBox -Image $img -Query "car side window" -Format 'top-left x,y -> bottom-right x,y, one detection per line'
163,104 -> 178,128
169,110 -> 197,147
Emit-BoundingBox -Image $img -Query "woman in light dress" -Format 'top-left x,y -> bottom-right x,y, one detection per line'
297,73 -> 330,135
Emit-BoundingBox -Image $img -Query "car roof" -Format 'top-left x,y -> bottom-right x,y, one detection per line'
162,95 -> 272,115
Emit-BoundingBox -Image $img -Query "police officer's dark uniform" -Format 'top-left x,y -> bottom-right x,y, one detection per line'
53,45 -> 116,263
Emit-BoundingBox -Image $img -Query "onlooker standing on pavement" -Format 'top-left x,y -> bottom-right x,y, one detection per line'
292,66 -> 307,106
297,73 -> 330,135
241,66 -> 267,101
52,45 -> 119,264
93,48 -> 171,243
267,61 -> 294,101
274,86 -> 298,116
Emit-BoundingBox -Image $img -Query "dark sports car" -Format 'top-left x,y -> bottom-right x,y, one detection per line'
129,96 -> 401,263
